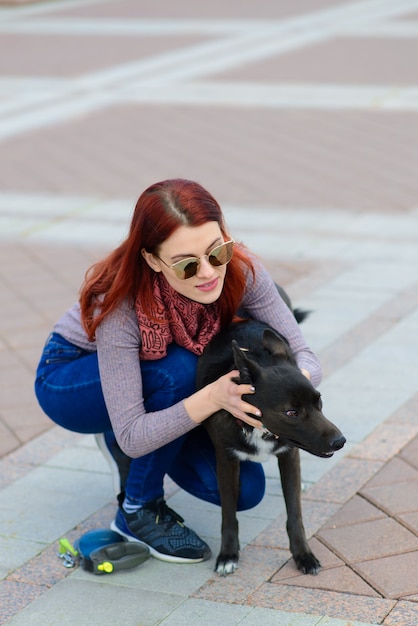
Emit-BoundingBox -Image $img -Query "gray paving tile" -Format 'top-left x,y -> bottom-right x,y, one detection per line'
0,536 -> 46,581
157,598 -> 251,625
0,466 -> 113,543
240,608 -> 321,625
71,555 -> 214,596
5,577 -> 184,626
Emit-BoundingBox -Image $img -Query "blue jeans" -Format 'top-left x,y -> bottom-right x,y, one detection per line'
35,333 -> 265,510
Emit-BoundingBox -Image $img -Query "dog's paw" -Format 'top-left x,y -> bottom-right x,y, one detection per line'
215,554 -> 239,576
295,552 -> 321,575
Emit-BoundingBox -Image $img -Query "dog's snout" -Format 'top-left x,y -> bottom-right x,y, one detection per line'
330,435 -> 346,451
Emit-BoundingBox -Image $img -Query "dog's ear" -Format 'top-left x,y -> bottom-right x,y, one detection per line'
262,328 -> 291,360
231,340 -> 257,384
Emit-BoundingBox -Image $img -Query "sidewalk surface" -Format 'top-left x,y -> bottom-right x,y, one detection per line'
1,0 -> 418,624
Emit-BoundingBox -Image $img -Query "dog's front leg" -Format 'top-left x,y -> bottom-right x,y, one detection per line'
278,448 -> 321,574
213,449 -> 241,575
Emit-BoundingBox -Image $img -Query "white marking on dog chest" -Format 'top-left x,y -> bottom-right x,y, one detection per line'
233,429 -> 279,462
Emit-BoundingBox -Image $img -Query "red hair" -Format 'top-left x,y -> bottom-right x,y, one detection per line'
80,179 -> 255,340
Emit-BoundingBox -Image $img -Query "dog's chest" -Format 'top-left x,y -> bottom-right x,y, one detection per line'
232,429 -> 287,463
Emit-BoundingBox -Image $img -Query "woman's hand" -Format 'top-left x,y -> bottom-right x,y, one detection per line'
207,370 -> 263,429
300,368 -> 311,380
184,370 -> 262,428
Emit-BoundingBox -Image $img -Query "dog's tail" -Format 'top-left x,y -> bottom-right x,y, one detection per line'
293,308 -> 311,324
275,284 -> 311,324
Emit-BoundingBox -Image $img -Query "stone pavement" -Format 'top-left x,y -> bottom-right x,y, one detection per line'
1,0 -> 418,624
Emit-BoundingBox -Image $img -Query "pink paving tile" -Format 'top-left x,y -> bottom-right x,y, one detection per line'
209,38 -> 418,85
0,421 -> 20,458
193,545 -> 289,604
399,435 -> 418,471
0,33 -> 213,77
383,601 -> 418,626
364,457 -> 418,488
361,480 -> 418,517
274,564 -> 380,597
304,457 -> 383,505
7,543 -> 74,588
247,583 -> 395,623
1,405 -> 51,447
3,427 -> 82,468
355,551 -> 418,599
321,494 -> 386,529
398,511 -> 418,535
349,423 -> 418,464
271,537 -> 343,580
0,581 -> 47,624
318,518 -> 418,564
250,500 -> 340,550
1,107 -> 418,212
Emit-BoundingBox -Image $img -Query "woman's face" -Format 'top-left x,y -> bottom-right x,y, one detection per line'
143,221 -> 229,304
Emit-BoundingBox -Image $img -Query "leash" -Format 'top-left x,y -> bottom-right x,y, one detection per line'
58,529 -> 150,574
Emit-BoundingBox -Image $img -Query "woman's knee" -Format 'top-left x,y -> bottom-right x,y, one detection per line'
141,345 -> 199,410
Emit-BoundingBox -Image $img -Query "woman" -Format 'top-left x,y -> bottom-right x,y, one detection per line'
35,179 -> 321,564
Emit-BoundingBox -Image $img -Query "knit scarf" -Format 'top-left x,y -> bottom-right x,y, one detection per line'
136,274 -> 221,360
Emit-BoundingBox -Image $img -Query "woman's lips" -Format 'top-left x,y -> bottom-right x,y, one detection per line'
196,277 -> 219,292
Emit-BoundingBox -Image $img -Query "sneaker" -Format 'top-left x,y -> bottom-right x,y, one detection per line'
110,497 -> 211,563
95,432 -> 131,500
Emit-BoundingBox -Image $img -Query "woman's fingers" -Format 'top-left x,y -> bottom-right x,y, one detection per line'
224,371 -> 263,428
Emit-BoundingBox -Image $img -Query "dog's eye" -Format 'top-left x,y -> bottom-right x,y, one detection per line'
286,410 -> 299,418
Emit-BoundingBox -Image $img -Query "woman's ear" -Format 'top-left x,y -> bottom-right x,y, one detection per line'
141,249 -> 162,272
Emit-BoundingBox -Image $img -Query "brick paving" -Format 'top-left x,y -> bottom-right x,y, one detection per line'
1,1 -> 418,624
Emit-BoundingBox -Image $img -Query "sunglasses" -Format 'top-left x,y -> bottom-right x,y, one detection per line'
156,239 -> 235,280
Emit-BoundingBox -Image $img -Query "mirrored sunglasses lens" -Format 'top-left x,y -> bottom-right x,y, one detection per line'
172,259 -> 199,279
209,241 -> 234,266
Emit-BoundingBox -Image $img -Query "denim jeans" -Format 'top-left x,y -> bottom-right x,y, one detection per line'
35,333 -> 265,510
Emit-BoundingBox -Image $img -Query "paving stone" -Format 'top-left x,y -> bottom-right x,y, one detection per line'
318,518 -> 418,564
321,495 -> 386,529
382,601 -> 418,626
361,480 -> 418,517
362,457 -> 418,488
273,565 -> 380,597
247,584 -> 396,623
355,551 -> 418,599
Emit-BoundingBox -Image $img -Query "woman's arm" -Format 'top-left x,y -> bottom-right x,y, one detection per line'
96,300 -> 261,458
241,262 -> 322,387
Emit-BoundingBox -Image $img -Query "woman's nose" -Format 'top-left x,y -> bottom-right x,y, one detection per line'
196,255 -> 214,278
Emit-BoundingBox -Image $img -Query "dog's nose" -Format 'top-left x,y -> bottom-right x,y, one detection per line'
330,435 -> 346,451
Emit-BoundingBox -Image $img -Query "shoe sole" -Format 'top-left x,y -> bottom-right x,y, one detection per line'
110,521 -> 211,564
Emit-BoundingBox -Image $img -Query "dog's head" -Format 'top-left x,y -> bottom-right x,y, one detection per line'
232,329 -> 346,458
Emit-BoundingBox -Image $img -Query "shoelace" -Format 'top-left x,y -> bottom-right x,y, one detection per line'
154,500 -> 185,529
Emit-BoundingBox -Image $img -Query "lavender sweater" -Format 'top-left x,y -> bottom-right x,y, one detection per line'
54,262 -> 321,458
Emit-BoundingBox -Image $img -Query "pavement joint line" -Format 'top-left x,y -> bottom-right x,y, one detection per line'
340,19 -> 418,37
2,0 -> 418,139
2,81 -> 418,114
0,0 -> 115,21
117,82 -> 418,111
1,193 -> 418,243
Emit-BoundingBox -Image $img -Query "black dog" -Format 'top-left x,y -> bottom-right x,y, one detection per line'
196,293 -> 346,576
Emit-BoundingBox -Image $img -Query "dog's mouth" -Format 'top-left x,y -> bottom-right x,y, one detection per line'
285,438 -> 335,458
261,426 -> 280,440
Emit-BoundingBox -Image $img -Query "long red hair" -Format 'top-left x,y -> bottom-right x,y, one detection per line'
80,179 -> 254,341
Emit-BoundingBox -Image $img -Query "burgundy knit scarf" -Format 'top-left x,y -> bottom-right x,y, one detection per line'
136,274 -> 221,360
